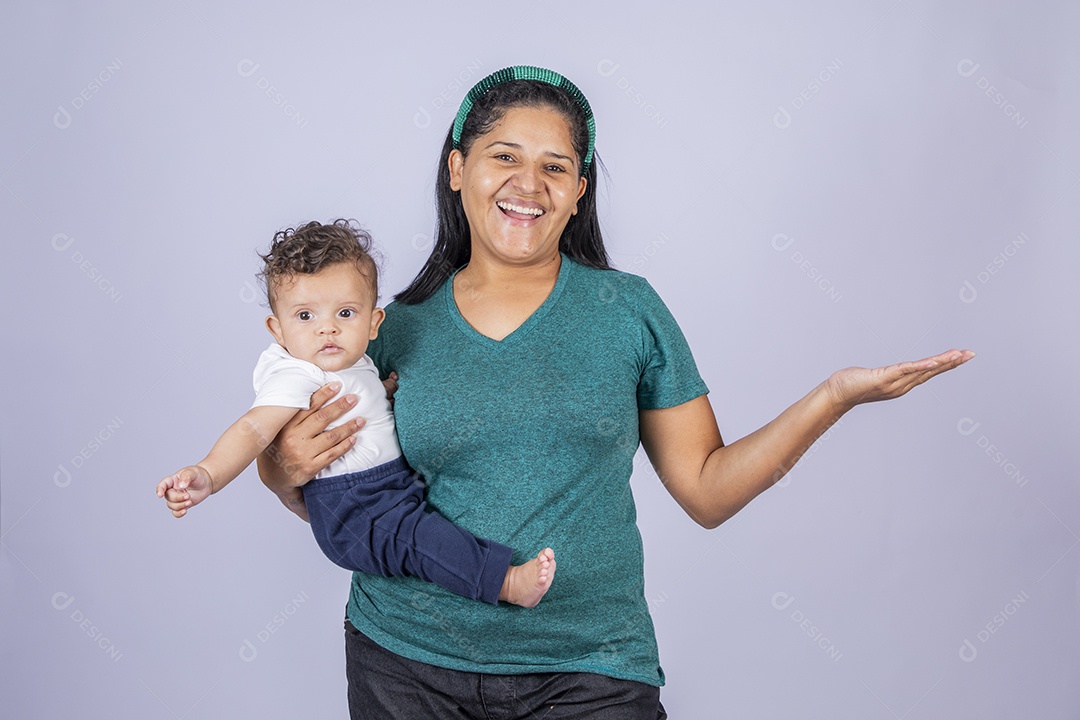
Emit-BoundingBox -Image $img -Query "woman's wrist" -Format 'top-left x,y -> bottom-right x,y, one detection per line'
258,448 -> 302,492
277,488 -> 310,522
820,373 -> 858,417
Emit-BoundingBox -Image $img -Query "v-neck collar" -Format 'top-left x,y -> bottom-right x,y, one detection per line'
445,253 -> 573,348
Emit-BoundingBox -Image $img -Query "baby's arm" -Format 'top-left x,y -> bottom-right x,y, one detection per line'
156,405 -> 299,518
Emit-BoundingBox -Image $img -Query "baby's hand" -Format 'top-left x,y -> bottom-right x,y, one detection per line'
156,465 -> 213,518
382,371 -> 399,405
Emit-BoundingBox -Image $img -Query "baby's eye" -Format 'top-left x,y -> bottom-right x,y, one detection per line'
338,309 -> 355,319
297,311 -> 313,321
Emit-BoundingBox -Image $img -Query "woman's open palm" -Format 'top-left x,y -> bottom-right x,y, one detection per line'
825,348 -> 975,410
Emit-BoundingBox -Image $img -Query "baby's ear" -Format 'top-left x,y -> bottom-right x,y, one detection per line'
369,307 -> 386,339
265,315 -> 285,345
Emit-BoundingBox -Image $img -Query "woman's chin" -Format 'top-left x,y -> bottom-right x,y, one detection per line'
478,236 -> 560,265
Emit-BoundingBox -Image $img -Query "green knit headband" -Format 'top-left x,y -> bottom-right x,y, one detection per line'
452,65 -> 596,175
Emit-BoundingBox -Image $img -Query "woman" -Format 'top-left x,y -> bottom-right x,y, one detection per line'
259,66 -> 973,719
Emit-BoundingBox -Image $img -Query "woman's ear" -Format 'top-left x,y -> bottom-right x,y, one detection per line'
448,149 -> 465,192
572,176 -> 587,215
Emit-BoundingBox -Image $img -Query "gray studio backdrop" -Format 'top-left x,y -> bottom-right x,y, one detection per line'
2,2 -> 1077,718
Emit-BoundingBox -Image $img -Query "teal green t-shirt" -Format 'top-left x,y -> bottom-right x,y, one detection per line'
349,254 -> 708,686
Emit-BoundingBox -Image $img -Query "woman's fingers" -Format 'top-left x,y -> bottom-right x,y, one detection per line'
896,349 -> 974,387
323,416 -> 365,446
909,348 -> 972,372
278,382 -> 343,433
311,431 -> 360,473
288,417 -> 366,469
308,381 -> 342,411
886,349 -> 974,397
295,387 -> 357,437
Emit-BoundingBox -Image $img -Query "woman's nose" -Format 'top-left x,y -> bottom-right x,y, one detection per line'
512,163 -> 542,193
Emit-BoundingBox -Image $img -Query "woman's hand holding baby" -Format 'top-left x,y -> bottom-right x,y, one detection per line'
256,381 -> 365,521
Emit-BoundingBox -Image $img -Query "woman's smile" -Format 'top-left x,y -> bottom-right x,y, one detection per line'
496,198 -> 546,221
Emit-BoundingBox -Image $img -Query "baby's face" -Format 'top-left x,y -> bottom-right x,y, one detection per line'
265,263 -> 384,373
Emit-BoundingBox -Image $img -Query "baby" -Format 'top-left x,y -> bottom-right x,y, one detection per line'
156,219 -> 555,608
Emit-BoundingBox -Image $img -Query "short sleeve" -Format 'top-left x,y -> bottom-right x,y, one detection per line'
635,279 -> 709,410
251,345 -> 324,409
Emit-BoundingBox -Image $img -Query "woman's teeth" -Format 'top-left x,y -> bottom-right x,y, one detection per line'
497,201 -> 544,216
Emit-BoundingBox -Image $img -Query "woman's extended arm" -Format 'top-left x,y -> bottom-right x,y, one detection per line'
256,382 -> 365,522
639,348 -> 975,529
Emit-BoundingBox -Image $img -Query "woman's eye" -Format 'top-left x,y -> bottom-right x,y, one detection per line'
338,309 -> 355,318
495,153 -> 514,162
298,311 -> 312,321
547,164 -> 566,173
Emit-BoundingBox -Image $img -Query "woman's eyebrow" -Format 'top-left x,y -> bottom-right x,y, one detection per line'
483,141 -> 574,163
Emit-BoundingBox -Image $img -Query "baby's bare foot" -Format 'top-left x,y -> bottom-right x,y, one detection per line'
500,548 -> 556,608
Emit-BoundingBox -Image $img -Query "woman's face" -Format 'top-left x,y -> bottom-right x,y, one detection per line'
449,105 -> 587,267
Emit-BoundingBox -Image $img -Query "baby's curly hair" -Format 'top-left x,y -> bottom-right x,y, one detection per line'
258,219 -> 380,311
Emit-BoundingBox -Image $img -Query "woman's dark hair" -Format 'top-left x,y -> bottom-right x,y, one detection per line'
396,79 -> 611,304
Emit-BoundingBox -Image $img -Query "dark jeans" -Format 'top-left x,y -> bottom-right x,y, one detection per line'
345,620 -> 667,720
